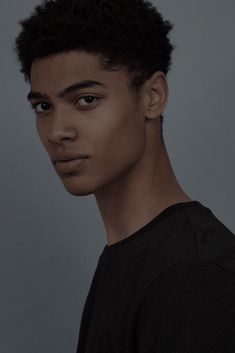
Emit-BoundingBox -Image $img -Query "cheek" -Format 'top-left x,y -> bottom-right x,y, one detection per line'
36,119 -> 50,151
36,119 -> 44,142
92,105 -> 146,168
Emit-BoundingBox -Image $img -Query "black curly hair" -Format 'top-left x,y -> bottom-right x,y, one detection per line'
14,0 -> 175,143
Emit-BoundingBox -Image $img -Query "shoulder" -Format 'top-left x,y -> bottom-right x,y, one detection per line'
136,261 -> 235,352
139,261 -> 235,308
136,261 -> 235,332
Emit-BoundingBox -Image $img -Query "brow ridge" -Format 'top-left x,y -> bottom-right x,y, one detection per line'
27,80 -> 108,101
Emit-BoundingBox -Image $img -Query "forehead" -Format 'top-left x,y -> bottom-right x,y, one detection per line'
30,51 -> 130,93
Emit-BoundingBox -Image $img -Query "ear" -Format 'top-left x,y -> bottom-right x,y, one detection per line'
142,71 -> 169,120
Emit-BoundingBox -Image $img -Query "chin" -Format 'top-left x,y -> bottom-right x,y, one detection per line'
68,189 -> 93,197
59,175 -> 98,197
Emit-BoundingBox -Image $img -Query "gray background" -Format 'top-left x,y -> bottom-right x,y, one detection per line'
1,1 -> 234,352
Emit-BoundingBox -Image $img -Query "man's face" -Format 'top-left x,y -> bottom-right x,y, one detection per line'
29,51 -> 147,196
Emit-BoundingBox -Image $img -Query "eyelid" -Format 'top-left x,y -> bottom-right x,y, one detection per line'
29,94 -> 101,112
30,101 -> 52,113
74,94 -> 101,107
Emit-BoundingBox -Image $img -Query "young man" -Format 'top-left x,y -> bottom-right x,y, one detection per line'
14,0 -> 235,352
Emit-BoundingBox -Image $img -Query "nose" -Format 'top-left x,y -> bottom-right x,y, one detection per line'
47,111 -> 77,143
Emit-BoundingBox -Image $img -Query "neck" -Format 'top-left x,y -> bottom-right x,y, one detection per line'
94,142 -> 191,246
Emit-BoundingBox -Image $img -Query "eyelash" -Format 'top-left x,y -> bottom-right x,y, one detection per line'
30,95 -> 101,113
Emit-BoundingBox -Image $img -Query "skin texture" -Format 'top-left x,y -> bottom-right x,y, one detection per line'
29,51 -> 191,246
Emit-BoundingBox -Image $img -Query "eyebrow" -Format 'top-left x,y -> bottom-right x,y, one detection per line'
27,80 -> 108,101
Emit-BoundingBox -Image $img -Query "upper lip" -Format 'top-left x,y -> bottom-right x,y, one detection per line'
52,152 -> 89,164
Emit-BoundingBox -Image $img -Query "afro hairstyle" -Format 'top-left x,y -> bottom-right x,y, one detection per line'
14,0 -> 175,143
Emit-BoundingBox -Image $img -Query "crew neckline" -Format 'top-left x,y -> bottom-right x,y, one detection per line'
101,200 -> 203,255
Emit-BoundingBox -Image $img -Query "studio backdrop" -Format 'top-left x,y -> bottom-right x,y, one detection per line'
0,1 -> 234,352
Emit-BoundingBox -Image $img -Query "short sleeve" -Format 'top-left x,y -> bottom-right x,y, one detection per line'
135,261 -> 235,353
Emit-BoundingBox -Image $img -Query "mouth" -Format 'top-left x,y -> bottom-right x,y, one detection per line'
54,157 -> 88,173
57,158 -> 79,163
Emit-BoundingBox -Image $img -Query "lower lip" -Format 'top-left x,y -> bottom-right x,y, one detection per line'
55,158 -> 88,173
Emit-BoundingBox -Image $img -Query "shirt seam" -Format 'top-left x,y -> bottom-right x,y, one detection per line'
184,209 -> 200,260
137,258 -> 235,311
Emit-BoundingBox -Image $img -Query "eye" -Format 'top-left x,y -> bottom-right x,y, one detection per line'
75,95 -> 101,108
30,102 -> 51,113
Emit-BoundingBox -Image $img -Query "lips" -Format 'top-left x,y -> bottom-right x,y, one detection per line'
52,153 -> 89,164
56,157 -> 85,163
54,157 -> 88,173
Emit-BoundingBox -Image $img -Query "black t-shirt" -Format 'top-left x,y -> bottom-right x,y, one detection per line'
76,200 -> 235,353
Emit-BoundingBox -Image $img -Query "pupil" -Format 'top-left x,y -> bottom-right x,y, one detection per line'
85,96 -> 93,103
